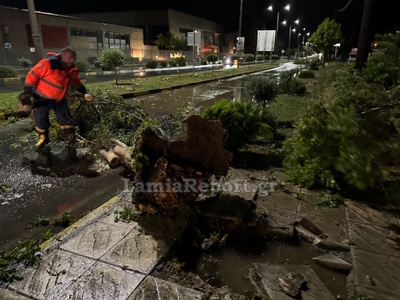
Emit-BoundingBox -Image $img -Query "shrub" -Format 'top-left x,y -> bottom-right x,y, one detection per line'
271,54 -> 280,61
293,58 -> 307,65
146,60 -> 158,68
283,69 -> 400,191
75,60 -> 90,73
288,79 -> 307,95
231,55 -> 239,62
203,100 -> 275,151
309,59 -> 320,70
244,54 -> 254,62
201,60 -> 208,65
298,70 -> 315,78
244,76 -> 278,107
207,54 -> 218,64
160,61 -> 168,68
0,66 -> 17,78
17,57 -> 33,69
175,57 -> 186,66
256,54 -> 264,61
169,60 -> 177,67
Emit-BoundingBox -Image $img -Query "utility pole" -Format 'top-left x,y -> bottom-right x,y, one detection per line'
238,0 -> 243,38
355,0 -> 374,70
275,12 -> 280,55
26,0 -> 44,62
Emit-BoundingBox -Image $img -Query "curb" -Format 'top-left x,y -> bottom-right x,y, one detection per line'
121,64 -> 282,99
0,77 -> 24,86
40,195 -> 121,252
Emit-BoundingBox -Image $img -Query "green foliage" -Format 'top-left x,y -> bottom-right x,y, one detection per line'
175,56 -> 187,66
298,70 -> 315,79
244,54 -> 254,62
309,18 -> 343,62
0,183 -> 12,194
155,32 -> 175,50
231,55 -> 239,61
0,239 -> 41,283
207,54 -> 218,64
317,193 -> 345,208
271,54 -> 280,61
75,60 -> 90,72
28,215 -> 51,228
98,48 -> 125,71
293,58 -> 307,65
201,60 -> 208,65
203,100 -> 275,151
363,32 -> 400,88
309,59 -> 320,70
288,79 -> 307,95
114,205 -> 140,223
256,54 -> 264,61
160,61 -> 168,68
244,76 -> 278,107
98,48 -> 125,84
146,60 -> 158,68
169,60 -> 177,67
283,68 -> 400,191
347,290 -> 373,300
52,212 -> 75,228
0,66 -> 17,78
17,57 -> 33,69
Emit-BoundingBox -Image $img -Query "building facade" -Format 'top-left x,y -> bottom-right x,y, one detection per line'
73,9 -> 226,59
0,6 -> 144,65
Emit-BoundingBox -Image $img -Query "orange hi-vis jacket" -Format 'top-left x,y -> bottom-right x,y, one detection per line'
24,54 -> 84,102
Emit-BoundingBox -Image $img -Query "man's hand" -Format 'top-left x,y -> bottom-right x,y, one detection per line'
19,102 -> 33,113
84,94 -> 93,102
18,93 -> 32,106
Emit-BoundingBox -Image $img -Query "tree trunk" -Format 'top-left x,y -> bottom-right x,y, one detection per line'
115,68 -> 118,85
355,0 -> 374,70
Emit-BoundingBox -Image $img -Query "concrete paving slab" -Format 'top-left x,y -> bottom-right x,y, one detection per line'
101,227 -> 174,274
297,193 -> 346,221
0,289 -> 30,299
60,221 -> 131,259
356,286 -> 400,300
267,207 -> 297,228
9,249 -> 96,300
352,248 -> 400,295
312,254 -> 352,272
250,263 -> 333,300
97,201 -> 139,230
127,276 -> 203,300
257,191 -> 298,211
298,213 -> 348,245
58,261 -> 144,300
348,222 -> 400,257
346,201 -> 399,227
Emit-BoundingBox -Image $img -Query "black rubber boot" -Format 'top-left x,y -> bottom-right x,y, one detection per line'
63,127 -> 76,147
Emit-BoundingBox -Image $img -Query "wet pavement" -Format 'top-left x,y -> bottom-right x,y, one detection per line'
1,168 -> 399,299
0,119 -> 124,252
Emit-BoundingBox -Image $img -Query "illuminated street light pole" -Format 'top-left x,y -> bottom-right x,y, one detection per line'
286,19 -> 299,60
268,4 -> 290,55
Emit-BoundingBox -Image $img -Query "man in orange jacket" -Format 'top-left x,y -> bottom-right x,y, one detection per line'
18,46 -> 92,149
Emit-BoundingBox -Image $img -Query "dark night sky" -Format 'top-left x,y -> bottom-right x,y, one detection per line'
0,0 -> 398,47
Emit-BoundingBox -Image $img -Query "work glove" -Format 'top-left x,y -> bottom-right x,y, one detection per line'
84,93 -> 93,102
18,93 -> 33,113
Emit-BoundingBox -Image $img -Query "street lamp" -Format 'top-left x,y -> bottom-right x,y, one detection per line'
267,4 -> 290,55
284,19 -> 300,59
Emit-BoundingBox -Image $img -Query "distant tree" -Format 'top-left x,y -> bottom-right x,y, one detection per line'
309,18 -> 343,63
244,76 -> 278,107
207,54 -> 218,73
171,36 -> 189,51
98,48 -> 125,84
155,32 -> 175,50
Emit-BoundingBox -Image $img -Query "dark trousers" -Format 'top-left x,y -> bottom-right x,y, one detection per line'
33,96 -> 73,131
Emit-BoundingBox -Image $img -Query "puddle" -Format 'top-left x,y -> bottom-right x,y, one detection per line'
195,238 -> 348,298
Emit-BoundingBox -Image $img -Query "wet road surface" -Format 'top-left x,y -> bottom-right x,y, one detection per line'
0,62 -> 300,251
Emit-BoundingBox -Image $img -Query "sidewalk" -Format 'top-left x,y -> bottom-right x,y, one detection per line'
1,168 -> 399,299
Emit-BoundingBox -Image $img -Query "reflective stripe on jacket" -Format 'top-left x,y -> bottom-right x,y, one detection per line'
25,55 -> 83,102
